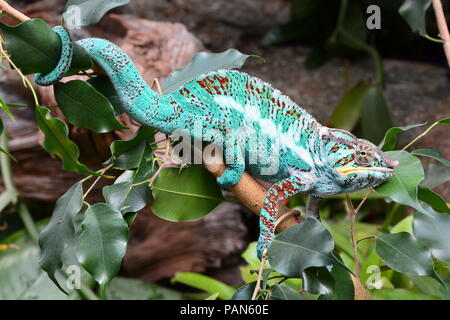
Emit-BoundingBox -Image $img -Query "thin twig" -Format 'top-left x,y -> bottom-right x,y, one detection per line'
148,139 -> 170,187
83,164 -> 112,200
356,235 -> 376,245
402,122 -> 439,151
251,248 -> 268,300
344,189 -> 374,279
432,0 -> 450,68
0,0 -> 30,22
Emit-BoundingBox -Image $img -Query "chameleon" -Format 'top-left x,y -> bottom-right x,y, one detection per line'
35,27 -> 398,260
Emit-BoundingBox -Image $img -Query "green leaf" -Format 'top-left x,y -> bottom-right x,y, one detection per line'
105,277 -> 181,300
413,210 -> 450,263
204,292 -> 220,300
232,282 -> 256,300
0,96 -> 15,121
379,123 -> 426,151
162,49 -> 263,94
151,165 -> 224,222
375,232 -> 441,282
268,217 -> 342,277
38,182 -> 83,293
437,117 -> 450,124
103,145 -> 155,214
171,272 -> 235,300
110,126 -> 155,170
270,285 -> 303,300
328,80 -> 371,131
399,0 -> 432,36
54,80 -> 126,133
376,150 -> 431,216
0,221 -> 81,299
87,77 -> 125,115
63,0 -> 130,27
412,149 -> 450,167
319,264 -> 354,300
35,105 -> 97,176
301,267 -> 334,295
417,185 -> 450,214
0,19 -> 91,75
360,85 -> 394,144
422,162 -> 450,188
391,215 -> 413,234
76,203 -> 128,286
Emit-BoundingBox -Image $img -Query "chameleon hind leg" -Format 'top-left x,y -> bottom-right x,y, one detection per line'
34,26 -> 73,86
256,175 -> 315,260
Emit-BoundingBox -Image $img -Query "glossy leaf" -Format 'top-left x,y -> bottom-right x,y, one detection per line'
151,165 -> 224,222
38,182 -> 83,292
63,0 -> 130,27
87,77 -> 125,115
105,277 -> 181,300
376,150 -> 429,215
319,264 -> 354,300
376,232 -> 440,282
379,123 -> 426,151
399,0 -> 432,36
103,145 -> 154,214
360,85 -> 394,144
422,162 -> 450,188
171,272 -> 234,300
0,19 -> 91,75
270,285 -> 303,300
35,105 -> 97,176
111,126 -> 155,170
232,282 -> 256,300
417,185 -> 450,214
76,203 -> 128,286
301,267 -> 334,295
412,149 -> 450,167
162,49 -> 263,94
0,222 -> 80,299
268,217 -> 341,277
54,80 -> 126,133
413,210 -> 450,263
328,80 -> 371,131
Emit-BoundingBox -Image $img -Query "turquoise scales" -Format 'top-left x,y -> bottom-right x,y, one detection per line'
35,27 -> 398,260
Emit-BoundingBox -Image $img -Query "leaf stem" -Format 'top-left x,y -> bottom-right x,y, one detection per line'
82,164 -> 112,200
402,121 -> 439,150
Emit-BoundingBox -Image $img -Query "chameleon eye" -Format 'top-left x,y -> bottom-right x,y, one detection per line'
354,147 -> 373,166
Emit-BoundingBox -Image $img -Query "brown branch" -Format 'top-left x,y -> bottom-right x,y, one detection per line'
432,0 -> 450,68
0,0 -> 30,22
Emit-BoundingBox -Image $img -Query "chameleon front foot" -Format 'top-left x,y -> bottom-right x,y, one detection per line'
216,165 -> 244,189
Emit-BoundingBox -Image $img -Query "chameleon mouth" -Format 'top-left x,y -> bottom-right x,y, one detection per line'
335,166 -> 394,175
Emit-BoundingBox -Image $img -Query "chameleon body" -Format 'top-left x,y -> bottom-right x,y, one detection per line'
35,27 -> 398,260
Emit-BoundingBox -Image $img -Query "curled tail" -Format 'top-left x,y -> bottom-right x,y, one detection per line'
34,27 -> 171,131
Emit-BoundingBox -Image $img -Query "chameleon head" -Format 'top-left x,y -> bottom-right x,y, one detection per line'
320,128 -> 398,194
